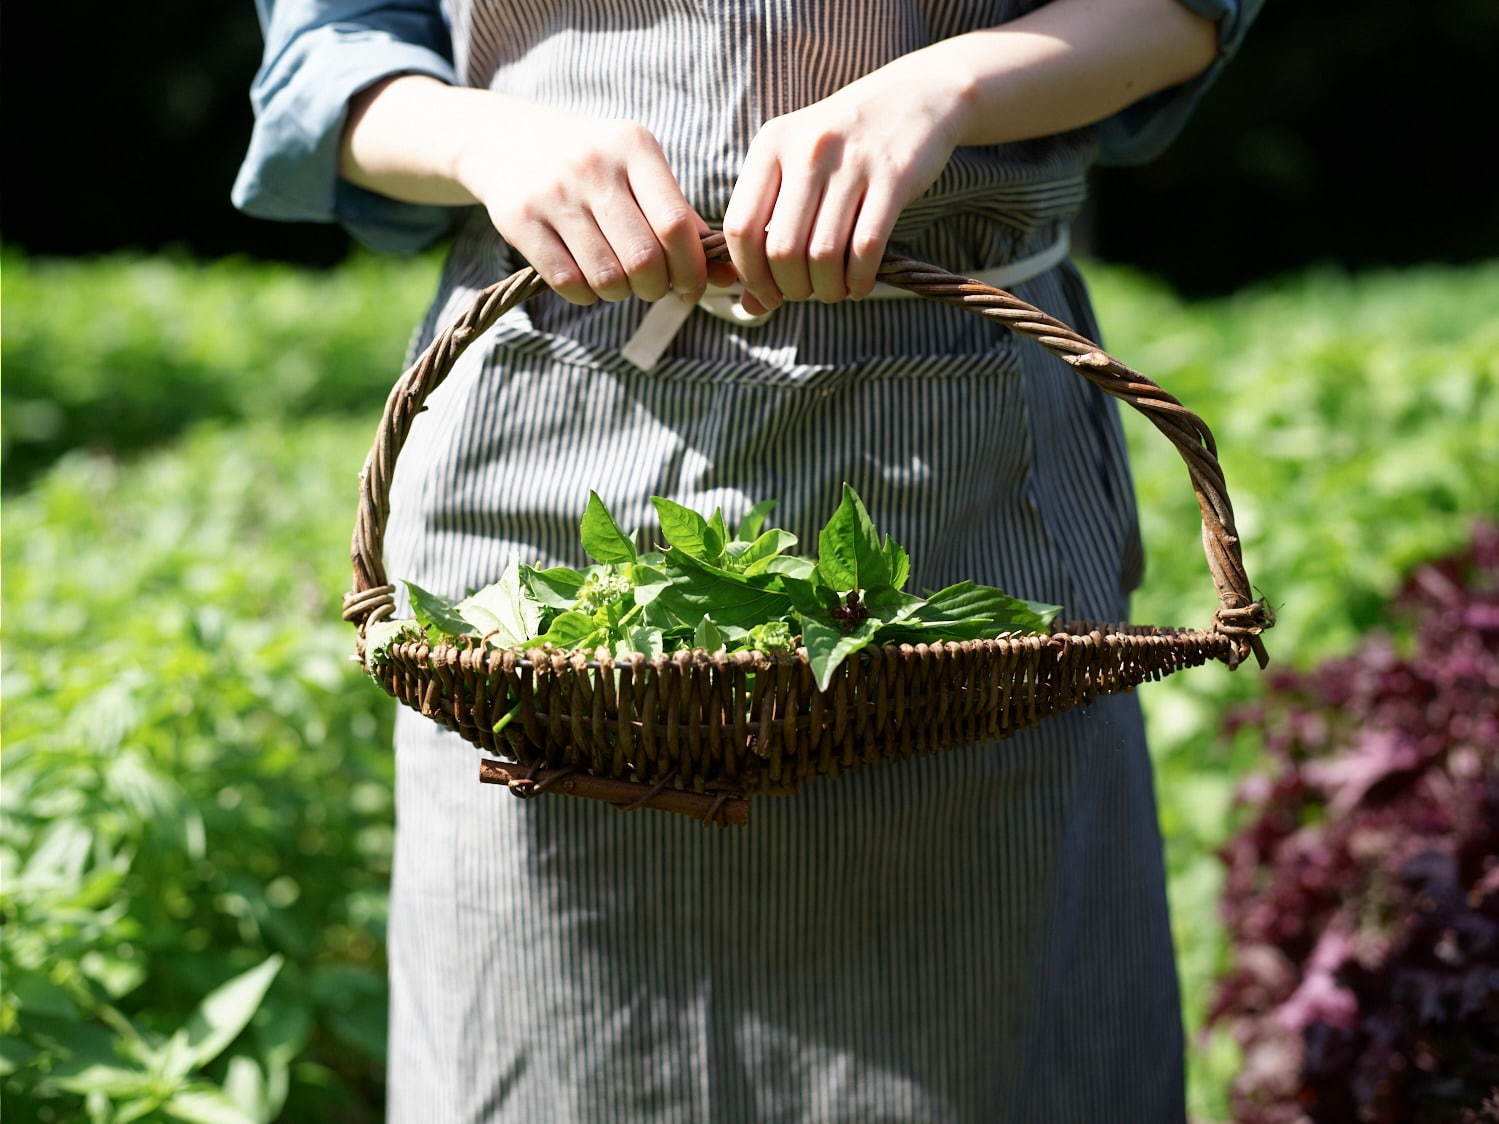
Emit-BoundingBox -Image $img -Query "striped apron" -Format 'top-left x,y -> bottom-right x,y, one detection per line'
383,2 -> 1181,1119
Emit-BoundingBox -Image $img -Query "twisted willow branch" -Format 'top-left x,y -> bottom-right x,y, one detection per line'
344,230 -> 1271,668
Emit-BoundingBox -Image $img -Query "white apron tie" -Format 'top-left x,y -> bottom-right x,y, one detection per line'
619,230 -> 1071,372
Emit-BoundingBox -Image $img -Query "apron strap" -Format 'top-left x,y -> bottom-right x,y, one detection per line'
620,230 -> 1071,373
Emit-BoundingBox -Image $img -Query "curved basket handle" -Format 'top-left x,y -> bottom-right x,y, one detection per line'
344,231 -> 1272,667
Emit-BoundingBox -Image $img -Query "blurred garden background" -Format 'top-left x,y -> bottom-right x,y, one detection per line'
3,2 -> 1497,1121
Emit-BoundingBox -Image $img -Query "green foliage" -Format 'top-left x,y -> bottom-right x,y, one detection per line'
578,491 -> 638,565
3,253 -> 1494,1122
401,485 -> 1055,692
2,421 -> 394,1121
0,250 -> 440,488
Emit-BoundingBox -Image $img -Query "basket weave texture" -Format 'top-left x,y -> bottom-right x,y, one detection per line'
342,233 -> 1273,825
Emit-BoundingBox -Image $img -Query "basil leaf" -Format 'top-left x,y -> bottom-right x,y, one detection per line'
800,613 -> 882,692
652,549 -> 793,630
742,619 -> 795,653
737,528 -> 799,575
526,610 -> 604,649
457,553 -> 542,647
580,491 -> 637,564
363,619 -> 423,672
1021,599 -> 1064,627
875,619 -> 1019,644
760,554 -> 817,579
615,626 -> 665,660
694,615 -> 723,652
403,580 -> 471,636
736,498 -> 779,541
706,507 -> 729,554
918,581 -> 1059,633
651,497 -> 719,561
629,562 -> 672,606
519,564 -> 586,609
883,537 -> 911,590
765,573 -> 838,619
864,586 -> 924,624
816,484 -> 891,592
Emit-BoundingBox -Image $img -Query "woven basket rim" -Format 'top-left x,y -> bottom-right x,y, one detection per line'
362,618 -> 1238,675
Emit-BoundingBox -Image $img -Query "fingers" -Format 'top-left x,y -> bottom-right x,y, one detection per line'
704,252 -> 740,290
507,219 -> 597,306
550,206 -> 632,303
805,176 -> 866,303
722,145 -> 783,312
730,168 -> 888,306
481,118 -> 716,306
628,147 -> 710,303
590,193 -> 671,303
737,290 -> 770,317
845,184 -> 903,300
727,120 -> 905,308
763,172 -> 825,302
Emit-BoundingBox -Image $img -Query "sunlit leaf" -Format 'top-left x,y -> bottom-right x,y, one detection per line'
816,484 -> 892,592
166,954 -> 283,1077
163,1083 -> 260,1124
580,491 -> 636,564
735,498 -> 778,541
402,581 -> 469,636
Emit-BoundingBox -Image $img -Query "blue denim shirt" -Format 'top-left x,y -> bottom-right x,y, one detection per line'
232,0 -> 1262,254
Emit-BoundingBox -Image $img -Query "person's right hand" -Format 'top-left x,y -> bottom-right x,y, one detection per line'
453,100 -> 735,306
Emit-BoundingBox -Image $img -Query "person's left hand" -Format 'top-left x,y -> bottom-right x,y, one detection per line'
722,58 -> 972,315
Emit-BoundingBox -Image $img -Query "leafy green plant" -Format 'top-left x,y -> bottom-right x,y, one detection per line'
2,421 -> 395,1122
6,950 -> 286,1124
0,250 -> 440,488
381,486 -> 1058,693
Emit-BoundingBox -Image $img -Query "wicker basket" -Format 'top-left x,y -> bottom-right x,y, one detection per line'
342,232 -> 1273,825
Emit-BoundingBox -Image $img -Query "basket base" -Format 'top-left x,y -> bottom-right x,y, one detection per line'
478,758 -> 751,826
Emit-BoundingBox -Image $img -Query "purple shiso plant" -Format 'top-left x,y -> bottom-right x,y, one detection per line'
1208,524 -> 1499,1123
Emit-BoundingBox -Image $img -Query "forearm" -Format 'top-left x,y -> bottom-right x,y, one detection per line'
339,74 -> 510,206
915,0 -> 1220,148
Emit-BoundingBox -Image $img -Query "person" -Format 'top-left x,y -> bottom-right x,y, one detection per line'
235,2 -> 1261,1119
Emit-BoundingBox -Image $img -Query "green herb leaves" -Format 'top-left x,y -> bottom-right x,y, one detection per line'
652,497 -> 722,562
816,483 -> 893,592
580,491 -> 636,564
455,551 -> 542,646
404,580 -> 469,636
383,486 -> 1059,692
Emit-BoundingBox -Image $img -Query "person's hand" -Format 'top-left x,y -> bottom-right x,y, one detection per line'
453,100 -> 736,306
722,61 -> 972,315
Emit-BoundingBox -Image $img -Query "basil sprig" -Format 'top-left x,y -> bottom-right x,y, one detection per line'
383,485 -> 1059,691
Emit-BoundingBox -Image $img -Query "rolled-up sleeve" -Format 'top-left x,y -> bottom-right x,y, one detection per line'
1095,0 -> 1264,167
232,0 -> 459,253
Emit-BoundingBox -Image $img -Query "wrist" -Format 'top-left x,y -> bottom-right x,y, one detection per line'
341,74 -> 485,205
447,94 -> 501,202
897,38 -> 984,149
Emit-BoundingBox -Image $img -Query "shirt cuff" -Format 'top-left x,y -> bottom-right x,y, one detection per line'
232,25 -> 458,254
1094,0 -> 1263,167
